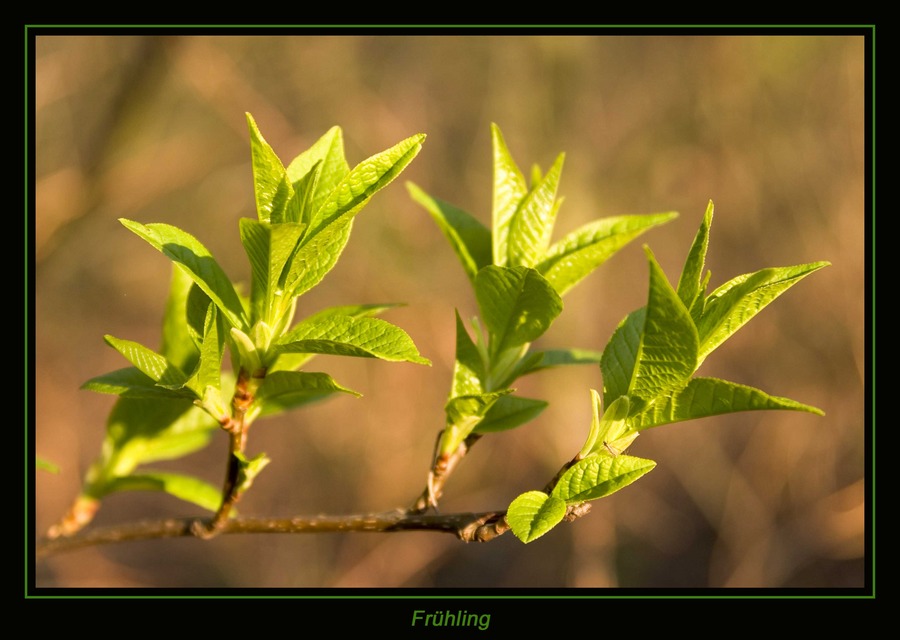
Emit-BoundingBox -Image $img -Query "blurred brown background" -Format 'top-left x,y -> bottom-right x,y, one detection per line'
33,33 -> 868,589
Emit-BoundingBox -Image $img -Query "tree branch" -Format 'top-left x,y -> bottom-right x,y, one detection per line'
35,508 -> 515,557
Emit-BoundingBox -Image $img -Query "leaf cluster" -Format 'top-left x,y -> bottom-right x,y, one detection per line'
65,115 -> 428,529
408,124 -> 677,460
45,118 -> 828,549
507,202 -> 829,543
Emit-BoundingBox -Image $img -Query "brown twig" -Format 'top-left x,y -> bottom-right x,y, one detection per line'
35,509 -> 514,557
410,433 -> 482,514
192,367 -> 259,539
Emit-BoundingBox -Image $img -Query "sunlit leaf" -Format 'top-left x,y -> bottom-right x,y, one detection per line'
696,261 -> 830,364
539,212 -> 678,296
119,219 -> 248,331
474,266 -> 562,358
276,315 -> 430,364
102,472 -> 224,514
550,454 -> 656,504
628,376 -> 825,431
507,152 -> 564,268
246,112 -> 299,224
490,123 -> 529,267
255,370 -> 361,415
507,491 -> 567,543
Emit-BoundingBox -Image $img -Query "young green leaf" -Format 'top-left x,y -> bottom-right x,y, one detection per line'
280,219 -> 353,300
275,315 -> 430,364
473,395 -> 549,434
490,123 -> 529,267
101,472 -> 224,514
246,113 -> 300,224
450,311 -> 487,398
160,266 -> 202,373
538,212 -> 679,296
285,126 -> 351,227
268,304 -> 404,373
513,347 -> 604,378
600,248 -> 699,409
183,303 -> 224,398
82,367 -> 196,400
255,370 -> 361,416
627,376 -> 825,431
119,219 -> 249,331
77,397 -> 219,507
629,247 -> 699,403
550,454 -> 657,504
506,491 -> 567,544
441,390 -> 514,454
506,152 -> 565,268
675,200 -> 713,317
577,391 -> 636,459
474,265 -> 563,359
307,133 -> 426,237
103,335 -> 193,391
695,261 -> 831,364
238,218 -> 307,325
406,182 -> 492,282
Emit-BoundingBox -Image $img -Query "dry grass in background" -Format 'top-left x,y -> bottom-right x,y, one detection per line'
33,33 -> 868,589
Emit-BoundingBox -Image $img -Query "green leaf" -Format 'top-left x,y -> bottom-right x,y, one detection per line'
103,335 -> 192,390
101,472 -> 224,514
103,399 -> 220,469
78,397 -> 220,502
450,311 -> 486,398
185,282 -> 213,350
239,218 -> 307,325
269,304 -> 404,373
507,491 -> 567,543
308,133 -> 426,237
298,302 -> 404,324
474,266 -> 562,358
626,248 -> 698,406
407,182 -> 492,282
82,367 -> 196,400
441,389 -> 513,455
550,454 -> 656,504
578,391 -> 638,459
490,124 -> 529,267
119,219 -> 248,331
246,113 -> 299,224
281,219 -> 353,300
184,303 -> 224,397
474,395 -> 548,434
514,347 -> 604,377
696,261 -> 830,364
275,315 -> 430,364
600,307 -> 645,407
506,153 -> 565,268
255,370 -> 361,415
538,212 -> 678,296
160,265 -> 201,373
628,377 -> 825,431
286,126 -> 351,228
675,200 -> 713,317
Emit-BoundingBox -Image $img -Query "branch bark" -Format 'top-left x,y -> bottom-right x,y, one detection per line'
35,509 -> 512,557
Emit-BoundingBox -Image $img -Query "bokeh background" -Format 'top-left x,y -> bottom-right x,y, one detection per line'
33,32 -> 868,589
